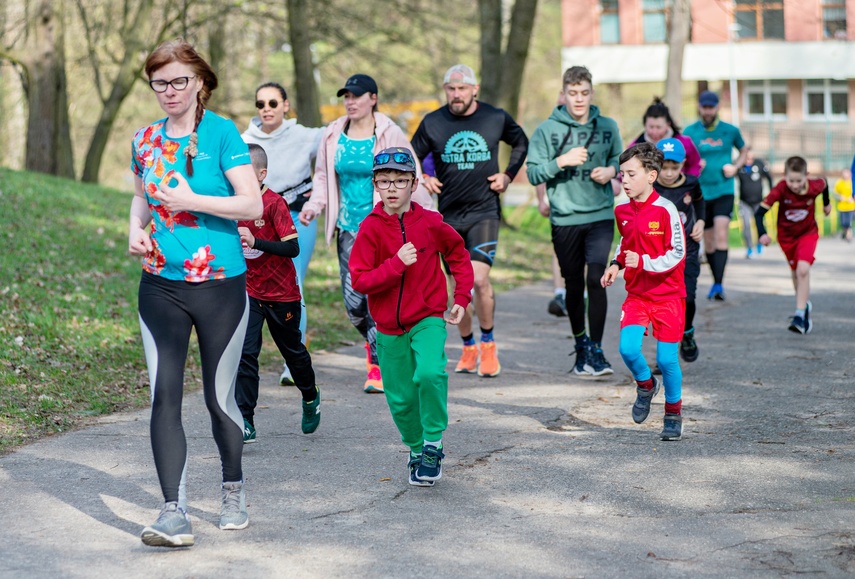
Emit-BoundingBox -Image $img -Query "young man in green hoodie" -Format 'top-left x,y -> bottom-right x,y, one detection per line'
526,65 -> 623,377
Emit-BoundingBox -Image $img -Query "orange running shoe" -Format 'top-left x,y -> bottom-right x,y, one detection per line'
363,342 -> 372,373
455,345 -> 479,374
478,341 -> 501,377
364,364 -> 384,393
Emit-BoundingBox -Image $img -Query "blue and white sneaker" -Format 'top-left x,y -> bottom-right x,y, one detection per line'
804,301 -> 813,334
416,445 -> 444,482
788,315 -> 806,334
632,376 -> 660,424
408,454 -> 434,487
584,343 -> 614,376
572,338 -> 591,376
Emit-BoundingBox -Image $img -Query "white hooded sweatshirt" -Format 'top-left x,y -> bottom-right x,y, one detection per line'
242,117 -> 324,204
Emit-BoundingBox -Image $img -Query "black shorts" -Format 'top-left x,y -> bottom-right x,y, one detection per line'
551,219 -> 615,278
448,218 -> 500,266
704,195 -> 735,228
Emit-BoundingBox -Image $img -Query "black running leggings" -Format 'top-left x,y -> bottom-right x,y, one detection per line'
138,272 -> 248,505
552,220 -> 614,344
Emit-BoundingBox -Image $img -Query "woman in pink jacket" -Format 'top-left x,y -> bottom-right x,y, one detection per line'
627,98 -> 701,177
299,74 -> 432,394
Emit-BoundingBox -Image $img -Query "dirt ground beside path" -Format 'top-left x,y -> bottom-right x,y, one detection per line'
1,238 -> 854,578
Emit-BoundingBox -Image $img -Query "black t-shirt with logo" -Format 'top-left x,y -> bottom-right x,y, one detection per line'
653,173 -> 705,256
411,102 -> 528,225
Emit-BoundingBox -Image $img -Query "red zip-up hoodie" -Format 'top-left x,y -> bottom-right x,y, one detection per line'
350,202 -> 474,335
613,191 -> 686,300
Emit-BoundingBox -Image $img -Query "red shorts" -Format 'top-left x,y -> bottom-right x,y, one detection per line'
620,295 -> 686,343
778,233 -> 818,270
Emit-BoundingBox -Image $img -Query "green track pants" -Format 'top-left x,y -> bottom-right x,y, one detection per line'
376,316 -> 449,454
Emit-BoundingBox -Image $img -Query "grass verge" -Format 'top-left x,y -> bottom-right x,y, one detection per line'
0,169 -> 553,452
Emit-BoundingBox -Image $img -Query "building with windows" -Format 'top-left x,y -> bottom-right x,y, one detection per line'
562,0 -> 855,170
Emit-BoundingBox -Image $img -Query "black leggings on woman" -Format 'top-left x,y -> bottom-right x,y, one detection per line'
138,272 -> 248,507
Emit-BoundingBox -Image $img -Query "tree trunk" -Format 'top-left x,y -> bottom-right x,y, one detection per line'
478,0 -> 502,105
664,0 -> 691,127
496,0 -> 538,118
80,0 -> 157,183
287,0 -> 321,127
24,0 -> 74,179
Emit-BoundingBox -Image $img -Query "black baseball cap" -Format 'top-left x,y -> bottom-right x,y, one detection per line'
337,74 -> 378,97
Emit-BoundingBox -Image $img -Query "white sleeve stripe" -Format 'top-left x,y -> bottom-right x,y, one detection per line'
642,199 -> 685,273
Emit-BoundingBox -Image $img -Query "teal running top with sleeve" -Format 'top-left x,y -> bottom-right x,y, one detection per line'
683,119 -> 745,201
334,132 -> 376,232
130,110 -> 251,282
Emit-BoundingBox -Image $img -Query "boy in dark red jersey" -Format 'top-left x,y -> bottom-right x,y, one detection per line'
350,147 -> 473,487
755,156 -> 831,334
236,144 -> 320,442
654,138 -> 705,363
602,143 -> 687,441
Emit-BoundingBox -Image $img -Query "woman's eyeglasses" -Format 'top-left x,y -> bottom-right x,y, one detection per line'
374,178 -> 414,190
255,99 -> 280,109
149,76 -> 196,93
373,152 -> 415,167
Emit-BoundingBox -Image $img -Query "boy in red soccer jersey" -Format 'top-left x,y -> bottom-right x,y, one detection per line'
755,156 -> 831,334
236,144 -> 320,442
602,143 -> 687,441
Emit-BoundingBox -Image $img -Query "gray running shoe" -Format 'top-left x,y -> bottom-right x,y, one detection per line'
632,376 -> 660,424
219,481 -> 249,530
140,502 -> 194,547
660,413 -> 683,441
547,294 -> 568,317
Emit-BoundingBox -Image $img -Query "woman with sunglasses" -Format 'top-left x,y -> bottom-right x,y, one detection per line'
129,38 -> 262,547
243,82 -> 323,386
299,74 -> 433,394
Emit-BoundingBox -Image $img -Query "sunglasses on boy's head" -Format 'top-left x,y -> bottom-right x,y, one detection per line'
373,152 -> 415,167
255,99 -> 280,109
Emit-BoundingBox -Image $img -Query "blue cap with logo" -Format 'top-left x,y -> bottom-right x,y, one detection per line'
656,138 -> 687,163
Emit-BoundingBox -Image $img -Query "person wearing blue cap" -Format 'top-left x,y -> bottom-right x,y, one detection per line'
653,138 -> 705,363
684,90 -> 749,302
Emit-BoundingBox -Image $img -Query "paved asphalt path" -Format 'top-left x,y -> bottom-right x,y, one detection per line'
1,238 -> 854,578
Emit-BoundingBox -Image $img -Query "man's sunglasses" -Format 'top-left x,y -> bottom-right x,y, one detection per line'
374,152 -> 415,167
256,99 -> 280,109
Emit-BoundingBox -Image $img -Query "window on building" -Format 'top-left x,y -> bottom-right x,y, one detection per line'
734,0 -> 785,39
822,0 -> 847,39
642,0 -> 667,43
600,0 -> 620,44
744,80 -> 788,120
804,79 -> 848,120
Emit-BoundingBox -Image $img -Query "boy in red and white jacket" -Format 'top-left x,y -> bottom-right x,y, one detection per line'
602,143 -> 687,441
349,147 -> 473,487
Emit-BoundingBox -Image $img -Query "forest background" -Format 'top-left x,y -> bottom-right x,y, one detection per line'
0,0 -> 689,190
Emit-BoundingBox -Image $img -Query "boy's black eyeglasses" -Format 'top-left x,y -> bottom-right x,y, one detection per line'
373,152 -> 415,167
149,76 -> 196,93
256,99 -> 280,109
374,178 -> 414,190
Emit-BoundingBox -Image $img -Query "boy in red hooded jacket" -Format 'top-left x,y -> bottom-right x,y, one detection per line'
602,143 -> 687,441
350,147 -> 474,487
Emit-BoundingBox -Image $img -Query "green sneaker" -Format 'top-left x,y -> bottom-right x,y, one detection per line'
301,388 -> 321,434
243,418 -> 256,444
219,481 -> 248,530
141,502 -> 194,547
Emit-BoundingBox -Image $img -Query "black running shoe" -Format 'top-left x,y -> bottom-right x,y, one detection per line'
547,295 -> 568,317
416,445 -> 444,482
680,330 -> 699,362
572,338 -> 591,376
788,315 -> 806,334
